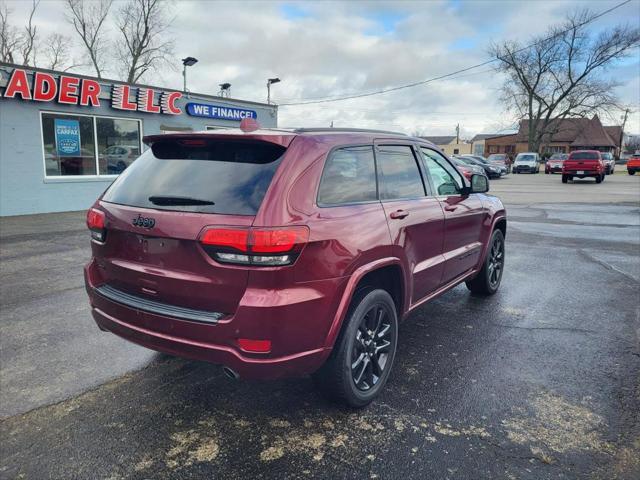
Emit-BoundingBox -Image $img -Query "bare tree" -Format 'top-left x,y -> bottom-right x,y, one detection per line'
42,33 -> 83,71
115,0 -> 174,84
491,10 -> 640,152
19,0 -> 39,65
0,2 -> 20,63
1,0 -> 39,65
65,0 -> 112,78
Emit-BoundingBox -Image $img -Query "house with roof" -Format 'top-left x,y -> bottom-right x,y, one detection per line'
420,135 -> 472,156
470,133 -> 500,156
484,115 -> 623,158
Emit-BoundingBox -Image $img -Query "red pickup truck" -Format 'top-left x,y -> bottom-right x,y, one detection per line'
627,154 -> 640,175
562,150 -> 606,184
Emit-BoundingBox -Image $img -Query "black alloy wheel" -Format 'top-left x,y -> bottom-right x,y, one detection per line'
351,304 -> 393,392
313,289 -> 398,407
466,229 -> 505,295
487,233 -> 505,290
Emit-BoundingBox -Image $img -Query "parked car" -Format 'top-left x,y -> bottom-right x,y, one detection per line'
627,153 -> 640,175
562,150 -> 606,183
513,153 -> 540,174
600,152 -> 615,175
466,155 -> 508,176
84,123 -> 507,407
452,156 -> 486,180
458,155 -> 502,178
545,153 -> 568,174
487,153 -> 511,173
103,145 -> 139,174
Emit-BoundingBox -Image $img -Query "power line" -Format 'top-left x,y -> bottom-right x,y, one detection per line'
278,0 -> 633,107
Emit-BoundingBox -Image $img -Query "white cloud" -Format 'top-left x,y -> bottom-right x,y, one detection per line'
4,0 -> 639,135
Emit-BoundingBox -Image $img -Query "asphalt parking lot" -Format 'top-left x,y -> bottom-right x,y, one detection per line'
1,172 -> 639,479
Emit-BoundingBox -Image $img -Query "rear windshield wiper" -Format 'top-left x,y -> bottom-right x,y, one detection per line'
148,196 -> 215,206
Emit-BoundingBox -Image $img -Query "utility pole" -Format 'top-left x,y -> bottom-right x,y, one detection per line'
455,123 -> 460,144
619,108 -> 629,158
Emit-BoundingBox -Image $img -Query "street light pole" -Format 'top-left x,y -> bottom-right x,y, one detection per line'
267,77 -> 281,104
181,57 -> 198,97
183,64 -> 187,93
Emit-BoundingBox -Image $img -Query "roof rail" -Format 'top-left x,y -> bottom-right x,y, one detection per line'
293,127 -> 407,136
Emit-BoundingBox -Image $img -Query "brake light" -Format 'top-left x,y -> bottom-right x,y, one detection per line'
179,139 -> 207,147
200,228 -> 249,252
86,208 -> 106,242
251,228 -> 308,253
238,338 -> 271,353
199,226 -> 309,266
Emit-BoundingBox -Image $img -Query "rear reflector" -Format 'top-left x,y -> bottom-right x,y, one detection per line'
238,338 -> 271,353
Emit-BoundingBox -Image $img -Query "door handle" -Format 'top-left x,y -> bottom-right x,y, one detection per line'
389,209 -> 409,219
444,205 -> 458,212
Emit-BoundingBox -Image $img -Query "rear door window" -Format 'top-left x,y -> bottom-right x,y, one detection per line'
376,145 -> 426,200
569,152 -> 600,160
102,139 -> 286,215
317,146 -> 377,205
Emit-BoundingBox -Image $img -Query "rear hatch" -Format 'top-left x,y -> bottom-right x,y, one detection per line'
564,152 -> 600,172
92,133 -> 293,315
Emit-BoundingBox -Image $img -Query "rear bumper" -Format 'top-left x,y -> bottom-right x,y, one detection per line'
563,170 -> 601,178
514,165 -> 536,173
84,261 -> 343,379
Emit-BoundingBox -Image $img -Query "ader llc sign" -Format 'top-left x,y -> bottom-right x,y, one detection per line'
0,68 -> 182,115
186,102 -> 256,121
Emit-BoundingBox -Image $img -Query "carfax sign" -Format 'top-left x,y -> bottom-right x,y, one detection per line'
186,102 -> 256,121
54,118 -> 81,156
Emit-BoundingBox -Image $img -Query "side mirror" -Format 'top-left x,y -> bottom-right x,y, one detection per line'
470,174 -> 489,193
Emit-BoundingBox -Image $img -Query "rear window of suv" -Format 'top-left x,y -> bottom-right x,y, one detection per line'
102,139 -> 286,215
569,152 -> 600,160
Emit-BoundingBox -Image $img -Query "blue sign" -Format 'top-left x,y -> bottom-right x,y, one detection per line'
186,102 -> 257,121
54,119 -> 81,156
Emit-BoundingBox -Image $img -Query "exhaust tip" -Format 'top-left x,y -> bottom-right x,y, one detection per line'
222,366 -> 240,380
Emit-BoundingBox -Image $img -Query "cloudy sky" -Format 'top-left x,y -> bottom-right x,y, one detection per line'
5,0 -> 640,137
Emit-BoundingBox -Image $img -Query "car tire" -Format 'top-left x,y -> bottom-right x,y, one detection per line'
313,288 -> 398,408
466,229 -> 505,296
596,175 -> 602,184
629,171 -> 635,175
562,175 -> 568,183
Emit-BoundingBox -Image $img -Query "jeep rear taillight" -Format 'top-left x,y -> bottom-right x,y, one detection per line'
86,208 -> 106,242
200,226 -> 309,266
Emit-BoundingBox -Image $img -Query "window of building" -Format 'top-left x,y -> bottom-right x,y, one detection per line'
543,145 -> 566,154
97,118 -> 142,174
376,145 -> 426,200
489,145 -> 498,153
420,147 -> 463,196
453,148 -> 460,154
317,146 -> 377,205
41,112 -> 142,178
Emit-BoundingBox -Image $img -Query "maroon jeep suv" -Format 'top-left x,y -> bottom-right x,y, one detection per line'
84,124 -> 507,407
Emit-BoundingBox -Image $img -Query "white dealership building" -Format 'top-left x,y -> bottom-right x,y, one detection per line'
0,63 -> 278,216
